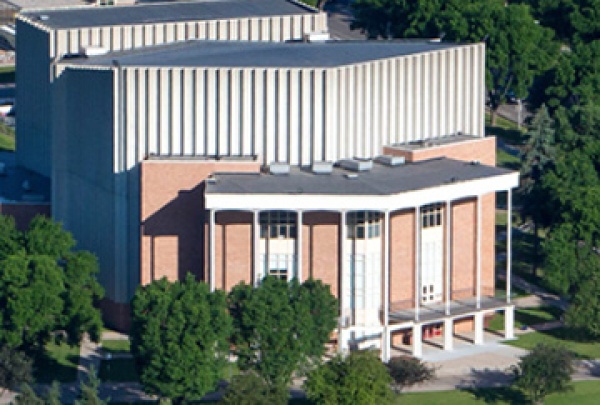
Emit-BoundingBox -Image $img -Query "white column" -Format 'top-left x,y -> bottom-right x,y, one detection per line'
382,210 -> 391,362
445,200 -> 452,315
415,206 -> 421,321
338,210 -> 348,354
412,324 -> 423,357
296,210 -> 303,282
506,189 -> 512,303
253,210 -> 260,286
474,312 -> 484,345
443,318 -> 453,351
504,306 -> 515,340
209,209 -> 216,292
476,195 -> 482,309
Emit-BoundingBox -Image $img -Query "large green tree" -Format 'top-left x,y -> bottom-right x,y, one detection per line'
350,0 -> 558,124
304,350 -> 394,405
229,277 -> 338,391
0,215 -> 104,351
512,344 -> 573,404
130,274 -> 232,404
520,105 -> 557,274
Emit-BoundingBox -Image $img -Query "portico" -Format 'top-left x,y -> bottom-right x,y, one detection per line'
204,157 -> 519,359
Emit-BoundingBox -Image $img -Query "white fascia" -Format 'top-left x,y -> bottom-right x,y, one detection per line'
205,172 -> 519,212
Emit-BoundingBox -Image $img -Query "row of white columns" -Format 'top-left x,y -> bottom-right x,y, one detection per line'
206,189 -> 514,358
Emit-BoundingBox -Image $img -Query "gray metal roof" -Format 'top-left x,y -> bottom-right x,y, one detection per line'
206,157 -> 513,196
69,40 -> 462,68
21,0 -> 316,29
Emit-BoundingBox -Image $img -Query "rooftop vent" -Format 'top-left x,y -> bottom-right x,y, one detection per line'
80,46 -> 109,57
206,177 -> 217,185
345,173 -> 358,180
304,31 -> 330,43
38,15 -> 49,21
21,180 -> 30,191
269,162 -> 290,176
311,161 -> 333,174
375,155 -> 405,167
339,158 -> 372,172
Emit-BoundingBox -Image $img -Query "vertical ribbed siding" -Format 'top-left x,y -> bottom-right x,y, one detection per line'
118,44 -> 485,169
51,14 -> 325,58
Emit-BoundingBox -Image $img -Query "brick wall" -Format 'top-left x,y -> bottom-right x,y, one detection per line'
139,159 -> 260,286
389,209 -> 415,310
383,136 -> 496,166
304,212 -> 340,297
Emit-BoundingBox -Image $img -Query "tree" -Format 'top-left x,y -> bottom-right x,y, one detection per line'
75,367 -> 108,405
304,350 -> 394,405
221,372 -> 289,405
520,105 -> 557,275
564,272 -> 600,337
130,274 -> 232,404
386,355 -> 436,393
14,381 -> 62,405
512,344 -> 573,404
0,215 -> 104,351
228,277 -> 338,390
0,346 -> 33,396
350,0 -> 558,125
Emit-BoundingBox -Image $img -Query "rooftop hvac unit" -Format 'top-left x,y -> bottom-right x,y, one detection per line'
339,159 -> 372,172
311,161 -> 333,174
375,155 -> 405,167
269,162 -> 290,175
80,46 -> 109,57
304,31 -> 330,42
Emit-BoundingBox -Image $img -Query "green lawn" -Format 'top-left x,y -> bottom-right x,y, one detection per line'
34,341 -> 80,383
102,339 -> 131,354
487,306 -> 562,332
0,121 -> 14,151
0,65 -> 14,84
401,381 -> 600,404
505,327 -> 600,359
497,147 -> 521,170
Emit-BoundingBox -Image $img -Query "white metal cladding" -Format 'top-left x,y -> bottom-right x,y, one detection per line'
115,43 -> 485,169
48,14 -> 327,58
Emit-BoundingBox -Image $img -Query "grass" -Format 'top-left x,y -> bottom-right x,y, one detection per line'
487,306 -> 562,332
504,327 -> 600,359
102,339 -> 131,354
34,341 -> 80,383
99,357 -> 139,382
400,381 -> 600,404
0,121 -> 14,151
497,147 -> 521,170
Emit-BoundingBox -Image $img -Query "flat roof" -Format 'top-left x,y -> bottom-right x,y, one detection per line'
20,0 -> 316,29
5,0 -> 85,10
206,157 -> 513,196
68,40 -> 463,68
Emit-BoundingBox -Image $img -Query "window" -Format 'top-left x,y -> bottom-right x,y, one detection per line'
347,212 -> 381,239
421,203 -> 443,228
260,211 -> 296,239
265,254 -> 295,281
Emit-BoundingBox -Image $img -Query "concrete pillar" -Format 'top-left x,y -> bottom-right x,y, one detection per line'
382,210 -> 390,361
209,210 -> 216,291
443,318 -> 454,351
338,210 -> 348,354
253,210 -> 260,286
474,313 -> 484,345
415,206 -> 421,321
381,327 -> 390,362
505,306 -> 515,340
412,324 -> 423,357
296,210 -> 303,282
506,189 -> 512,303
445,200 -> 452,315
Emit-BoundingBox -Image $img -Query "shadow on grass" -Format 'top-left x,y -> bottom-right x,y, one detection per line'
33,351 -> 79,383
486,125 -> 524,145
460,368 -> 528,404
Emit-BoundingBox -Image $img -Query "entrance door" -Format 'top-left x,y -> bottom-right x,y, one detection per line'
421,204 -> 444,304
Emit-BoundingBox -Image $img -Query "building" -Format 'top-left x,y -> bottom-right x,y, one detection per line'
15,0 -> 518,359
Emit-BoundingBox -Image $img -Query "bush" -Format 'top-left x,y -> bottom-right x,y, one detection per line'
222,372 -> 288,405
305,350 -> 393,405
387,355 -> 435,392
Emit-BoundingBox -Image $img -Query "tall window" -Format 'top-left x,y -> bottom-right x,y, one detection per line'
420,203 -> 444,304
421,203 -> 443,228
259,211 -> 297,282
347,211 -> 381,239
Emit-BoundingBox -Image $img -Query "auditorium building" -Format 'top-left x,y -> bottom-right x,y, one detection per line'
15,0 -> 518,359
